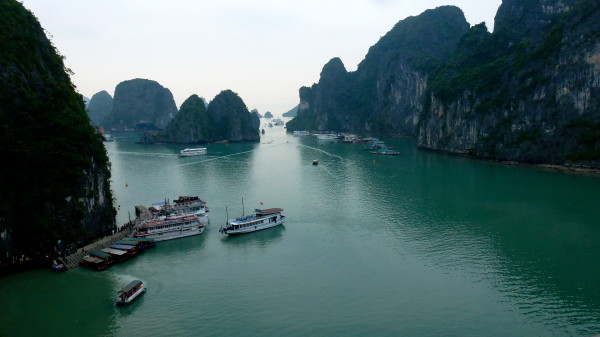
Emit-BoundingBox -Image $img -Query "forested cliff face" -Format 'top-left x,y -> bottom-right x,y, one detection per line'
103,78 -> 177,131
163,94 -> 210,144
0,0 -> 115,257
287,6 -> 470,135
419,0 -> 600,166
86,90 -> 113,126
289,1 -> 600,167
142,90 -> 260,144
208,90 -> 260,142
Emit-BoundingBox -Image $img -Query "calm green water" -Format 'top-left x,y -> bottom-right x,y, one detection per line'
2,123 -> 600,337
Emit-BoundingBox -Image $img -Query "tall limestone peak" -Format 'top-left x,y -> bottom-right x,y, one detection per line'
104,78 -> 177,131
287,5 -> 470,134
164,94 -> 209,144
208,90 -> 260,142
419,0 -> 600,167
0,0 -> 115,257
360,5 -> 470,71
494,0 -> 578,45
319,57 -> 347,82
86,90 -> 113,126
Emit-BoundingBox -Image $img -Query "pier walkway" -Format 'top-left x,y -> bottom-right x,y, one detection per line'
64,228 -> 132,269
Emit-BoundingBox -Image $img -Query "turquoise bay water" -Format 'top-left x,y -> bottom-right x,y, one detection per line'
1,124 -> 600,336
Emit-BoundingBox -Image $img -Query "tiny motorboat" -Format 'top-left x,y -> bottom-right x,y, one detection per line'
52,259 -> 67,273
312,160 -> 318,165
116,280 -> 146,306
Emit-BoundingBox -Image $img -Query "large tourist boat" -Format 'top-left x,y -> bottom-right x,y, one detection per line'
172,196 -> 209,224
316,133 -> 338,140
219,208 -> 285,235
148,196 -> 209,225
116,280 -> 145,306
134,213 -> 205,241
179,147 -> 207,157
293,130 -> 310,136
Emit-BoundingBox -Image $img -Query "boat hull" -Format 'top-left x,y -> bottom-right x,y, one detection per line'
222,218 -> 285,235
134,226 -> 205,242
116,287 -> 146,306
179,148 -> 207,157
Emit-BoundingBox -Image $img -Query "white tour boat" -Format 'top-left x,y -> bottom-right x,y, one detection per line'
220,208 -> 285,235
179,147 -> 207,157
171,196 -> 209,224
316,133 -> 338,140
134,213 -> 205,241
293,130 -> 310,136
116,280 -> 145,306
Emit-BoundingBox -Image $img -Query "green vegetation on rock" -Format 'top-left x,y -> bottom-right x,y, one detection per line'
86,90 -> 113,126
164,94 -> 210,144
0,0 -> 116,258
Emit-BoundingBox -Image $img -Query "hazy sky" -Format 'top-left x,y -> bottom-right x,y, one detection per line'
20,0 -> 502,115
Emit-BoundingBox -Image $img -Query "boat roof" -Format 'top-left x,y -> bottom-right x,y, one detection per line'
256,208 -> 283,215
101,248 -> 128,256
124,237 -> 155,243
116,240 -> 142,245
181,147 -> 206,151
141,214 -> 198,226
112,244 -> 135,250
119,280 -> 143,294
82,256 -> 104,264
89,249 -> 112,259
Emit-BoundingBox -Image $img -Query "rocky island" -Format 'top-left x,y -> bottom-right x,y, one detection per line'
288,1 -> 600,168
103,78 -> 178,131
86,90 -> 113,126
141,89 -> 260,144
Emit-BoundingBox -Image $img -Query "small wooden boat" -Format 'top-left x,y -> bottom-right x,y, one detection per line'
116,280 -> 146,306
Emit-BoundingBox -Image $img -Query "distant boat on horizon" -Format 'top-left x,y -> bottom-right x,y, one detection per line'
179,147 -> 207,157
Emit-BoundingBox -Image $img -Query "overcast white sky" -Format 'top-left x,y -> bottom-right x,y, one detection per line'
20,0 -> 502,116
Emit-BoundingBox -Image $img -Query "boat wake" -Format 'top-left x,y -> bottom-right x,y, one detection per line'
296,145 -> 344,161
177,142 -> 287,166
108,151 -> 178,157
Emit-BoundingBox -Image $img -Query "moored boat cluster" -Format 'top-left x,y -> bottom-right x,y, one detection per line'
294,131 -> 402,156
80,237 -> 156,271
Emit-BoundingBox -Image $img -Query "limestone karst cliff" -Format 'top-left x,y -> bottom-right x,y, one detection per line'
103,78 -> 177,131
0,0 -> 116,258
287,6 -> 470,135
288,1 -> 600,167
282,105 -> 299,117
418,0 -> 600,166
86,90 -> 113,125
163,94 -> 210,144
142,90 -> 260,144
208,90 -> 260,142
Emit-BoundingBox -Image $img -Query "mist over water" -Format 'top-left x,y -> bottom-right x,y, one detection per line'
1,124 -> 599,337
